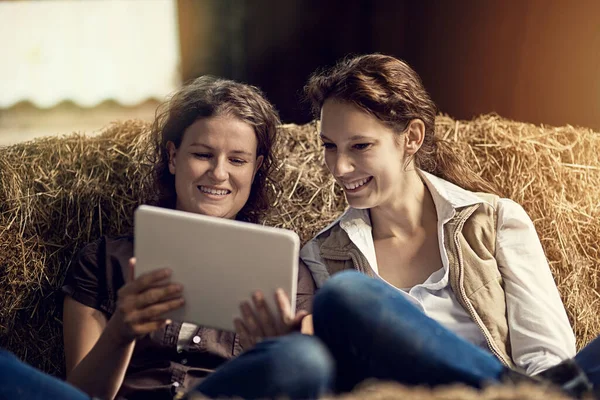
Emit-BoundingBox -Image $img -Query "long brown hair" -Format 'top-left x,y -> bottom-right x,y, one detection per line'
304,54 -> 500,195
150,75 -> 281,223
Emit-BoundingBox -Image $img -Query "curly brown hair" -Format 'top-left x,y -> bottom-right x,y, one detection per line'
304,53 -> 500,195
150,76 -> 280,223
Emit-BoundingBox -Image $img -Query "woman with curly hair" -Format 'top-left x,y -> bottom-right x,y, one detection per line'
59,76 -> 330,400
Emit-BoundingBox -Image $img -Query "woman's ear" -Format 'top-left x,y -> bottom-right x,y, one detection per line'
404,119 -> 426,156
253,155 -> 264,180
167,141 -> 177,175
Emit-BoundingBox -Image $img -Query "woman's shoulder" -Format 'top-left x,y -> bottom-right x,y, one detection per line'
63,235 -> 133,315
75,235 -> 133,265
467,193 -> 534,232
495,198 -> 536,228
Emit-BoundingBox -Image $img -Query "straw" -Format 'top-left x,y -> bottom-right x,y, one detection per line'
0,115 -> 598,379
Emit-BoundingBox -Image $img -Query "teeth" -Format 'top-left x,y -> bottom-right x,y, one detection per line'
199,186 -> 229,196
343,177 -> 370,190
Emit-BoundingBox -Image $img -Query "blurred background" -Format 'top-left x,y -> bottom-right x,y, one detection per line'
1,0 -> 599,145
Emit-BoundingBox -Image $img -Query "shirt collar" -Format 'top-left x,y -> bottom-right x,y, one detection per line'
338,208 -> 379,273
319,171 -> 493,273
417,170 -> 494,222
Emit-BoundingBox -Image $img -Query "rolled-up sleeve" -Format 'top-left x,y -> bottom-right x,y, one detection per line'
296,259 -> 316,313
299,240 -> 331,288
495,199 -> 576,375
61,237 -> 115,316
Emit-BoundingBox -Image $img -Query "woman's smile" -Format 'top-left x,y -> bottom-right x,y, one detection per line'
339,176 -> 373,193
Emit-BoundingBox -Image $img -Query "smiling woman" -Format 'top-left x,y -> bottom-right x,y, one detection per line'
297,53 -> 600,397
54,76 -> 330,400
167,116 -> 263,219
152,76 -> 277,224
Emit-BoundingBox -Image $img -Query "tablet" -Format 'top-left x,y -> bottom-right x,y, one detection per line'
134,205 -> 300,332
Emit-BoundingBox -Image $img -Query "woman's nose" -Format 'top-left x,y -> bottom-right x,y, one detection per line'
209,158 -> 228,181
332,153 -> 354,177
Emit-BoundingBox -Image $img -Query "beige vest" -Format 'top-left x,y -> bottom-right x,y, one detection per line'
316,193 -> 515,368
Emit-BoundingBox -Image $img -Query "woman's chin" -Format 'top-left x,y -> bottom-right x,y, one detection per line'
202,202 -> 246,219
178,202 -> 228,219
345,197 -> 374,210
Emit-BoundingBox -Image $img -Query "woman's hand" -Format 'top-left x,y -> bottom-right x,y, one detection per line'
106,257 -> 185,346
234,289 -> 308,349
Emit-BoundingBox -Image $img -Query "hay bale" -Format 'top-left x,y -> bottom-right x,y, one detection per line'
0,120 -> 155,374
264,122 -> 347,243
435,115 -> 600,349
0,115 -> 598,384
326,381 -> 572,400
186,381 -> 573,399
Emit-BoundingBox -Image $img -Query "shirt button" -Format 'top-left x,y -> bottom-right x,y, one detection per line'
192,336 -> 201,344
181,358 -> 188,365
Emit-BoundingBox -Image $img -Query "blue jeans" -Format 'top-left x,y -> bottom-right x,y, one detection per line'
0,334 -> 334,400
2,270 -> 598,399
0,350 -> 90,400
192,332 -> 334,399
312,270 -> 600,393
575,335 -> 600,387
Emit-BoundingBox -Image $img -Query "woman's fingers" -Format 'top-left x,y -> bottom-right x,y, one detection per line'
128,319 -> 171,337
113,263 -> 184,341
134,283 -> 183,309
239,301 -> 265,338
125,297 -> 185,325
134,268 -> 173,292
251,291 -> 279,336
127,257 -> 136,283
274,289 -> 307,331
119,267 -> 173,297
275,289 -> 293,325
140,297 -> 185,321
289,310 -> 309,330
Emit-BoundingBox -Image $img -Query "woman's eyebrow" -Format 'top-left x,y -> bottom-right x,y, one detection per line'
320,133 -> 373,141
230,150 -> 253,156
189,143 -> 252,156
348,135 -> 373,141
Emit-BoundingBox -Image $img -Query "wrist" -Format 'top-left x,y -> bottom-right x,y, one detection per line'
105,314 -> 135,347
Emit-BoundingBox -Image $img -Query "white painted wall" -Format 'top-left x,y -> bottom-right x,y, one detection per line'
0,0 -> 181,108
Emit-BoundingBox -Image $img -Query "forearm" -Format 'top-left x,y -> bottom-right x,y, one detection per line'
67,320 -> 135,400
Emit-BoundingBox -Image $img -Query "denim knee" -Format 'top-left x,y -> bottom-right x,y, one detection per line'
313,270 -> 381,318
274,333 -> 334,378
0,349 -> 18,372
267,333 -> 334,396
0,349 -> 16,361
313,271 -> 416,327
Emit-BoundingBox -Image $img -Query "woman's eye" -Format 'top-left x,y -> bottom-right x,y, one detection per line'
353,143 -> 372,150
321,142 -> 336,150
230,158 -> 247,165
193,153 -> 211,159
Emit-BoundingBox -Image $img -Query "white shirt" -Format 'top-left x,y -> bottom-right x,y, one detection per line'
300,170 -> 576,375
